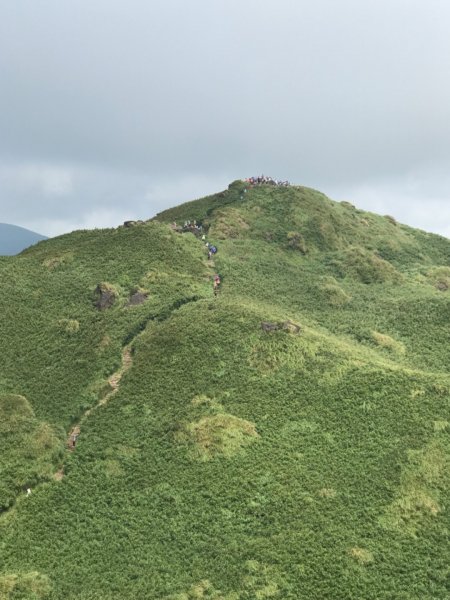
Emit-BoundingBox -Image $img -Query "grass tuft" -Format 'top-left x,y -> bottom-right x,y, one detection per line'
433,420 -> 449,432
176,413 -> 258,460
426,266 -> 450,291
57,318 -> 80,334
318,487 -> 337,498
349,547 -> 374,565
0,395 -> 63,509
42,252 -> 74,270
381,440 -> 448,534
371,331 -> 405,355
0,572 -> 52,598
331,246 -> 402,283
320,277 -> 352,306
286,231 -> 307,254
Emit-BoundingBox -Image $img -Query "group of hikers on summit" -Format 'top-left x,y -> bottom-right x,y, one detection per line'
246,174 -> 290,186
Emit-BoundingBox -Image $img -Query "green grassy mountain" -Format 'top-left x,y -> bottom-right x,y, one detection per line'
0,223 -> 47,256
0,182 -> 449,599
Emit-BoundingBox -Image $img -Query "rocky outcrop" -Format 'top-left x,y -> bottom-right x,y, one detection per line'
126,291 -> 149,306
123,220 -> 144,228
261,320 -> 301,334
94,283 -> 117,310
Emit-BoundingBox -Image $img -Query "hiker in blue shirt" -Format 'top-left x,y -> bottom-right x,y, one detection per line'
207,244 -> 217,259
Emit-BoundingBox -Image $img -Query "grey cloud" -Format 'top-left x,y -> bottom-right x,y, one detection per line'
0,1 -> 449,237
0,161 -> 231,236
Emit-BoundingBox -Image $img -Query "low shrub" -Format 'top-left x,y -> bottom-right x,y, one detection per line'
426,266 -> 450,291
286,231 -> 307,254
330,246 -> 402,283
0,572 -> 52,599
371,331 -> 405,355
175,413 -> 258,460
349,547 -> 374,565
58,319 -> 80,334
320,277 -> 351,306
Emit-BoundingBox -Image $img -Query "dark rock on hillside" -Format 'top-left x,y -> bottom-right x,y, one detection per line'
126,291 -> 149,306
436,280 -> 449,291
261,320 -> 301,334
94,283 -> 117,310
123,220 -> 144,227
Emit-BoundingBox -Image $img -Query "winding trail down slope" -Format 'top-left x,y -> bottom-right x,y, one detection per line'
66,346 -> 134,453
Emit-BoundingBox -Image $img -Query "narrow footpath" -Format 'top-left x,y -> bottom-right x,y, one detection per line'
66,346 -> 133,453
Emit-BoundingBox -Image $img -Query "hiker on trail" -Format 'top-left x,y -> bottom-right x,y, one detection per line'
202,234 -> 206,241
213,274 -> 221,295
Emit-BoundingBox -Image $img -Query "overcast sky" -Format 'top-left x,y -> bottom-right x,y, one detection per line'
1,0 -> 449,238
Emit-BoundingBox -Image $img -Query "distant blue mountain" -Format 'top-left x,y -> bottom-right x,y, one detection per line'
0,223 -> 48,255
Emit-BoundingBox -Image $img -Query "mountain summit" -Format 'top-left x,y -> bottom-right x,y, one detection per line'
0,182 -> 449,600
0,222 -> 47,255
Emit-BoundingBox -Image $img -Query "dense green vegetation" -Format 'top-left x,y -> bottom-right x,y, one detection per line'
0,183 -> 448,599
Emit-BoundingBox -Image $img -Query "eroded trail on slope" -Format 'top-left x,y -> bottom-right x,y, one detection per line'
3,234 -> 213,508
66,346 -> 133,452
61,293 -> 203,472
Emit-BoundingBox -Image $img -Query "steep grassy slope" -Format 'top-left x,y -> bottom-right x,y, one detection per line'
157,182 -> 450,372
0,223 -> 210,511
0,183 -> 449,600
